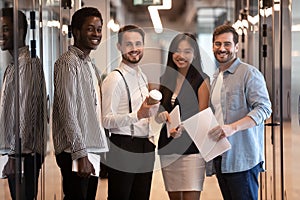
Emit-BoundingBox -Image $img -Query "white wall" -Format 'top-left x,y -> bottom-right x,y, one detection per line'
85,0 -> 110,74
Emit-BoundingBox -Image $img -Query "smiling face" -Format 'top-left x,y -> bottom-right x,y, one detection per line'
0,16 -> 13,51
117,31 -> 144,67
73,16 -> 102,56
213,32 -> 238,68
172,40 -> 194,70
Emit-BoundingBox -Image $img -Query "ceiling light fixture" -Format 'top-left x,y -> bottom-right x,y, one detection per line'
148,0 -> 172,33
107,19 -> 120,32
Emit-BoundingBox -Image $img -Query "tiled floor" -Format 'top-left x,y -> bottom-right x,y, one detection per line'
0,151 -> 222,200
95,157 -> 223,200
1,122 -> 299,199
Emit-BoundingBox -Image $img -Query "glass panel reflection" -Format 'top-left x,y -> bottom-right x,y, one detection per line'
0,3 -> 47,200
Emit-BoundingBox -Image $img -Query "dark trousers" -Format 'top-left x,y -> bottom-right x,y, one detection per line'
214,156 -> 263,200
55,152 -> 98,200
107,134 -> 155,200
7,153 -> 43,200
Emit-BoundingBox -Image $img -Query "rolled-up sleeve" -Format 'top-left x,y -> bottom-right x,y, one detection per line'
245,68 -> 272,125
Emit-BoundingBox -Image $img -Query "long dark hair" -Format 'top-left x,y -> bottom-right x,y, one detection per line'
159,33 -> 206,109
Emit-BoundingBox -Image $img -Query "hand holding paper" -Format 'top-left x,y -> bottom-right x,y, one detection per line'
169,124 -> 184,138
208,125 -> 225,141
72,153 -> 100,177
182,107 -> 231,161
0,155 -> 9,179
166,105 -> 181,138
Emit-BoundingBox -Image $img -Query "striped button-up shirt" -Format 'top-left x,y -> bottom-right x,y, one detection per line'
0,46 -> 47,155
52,46 -> 108,161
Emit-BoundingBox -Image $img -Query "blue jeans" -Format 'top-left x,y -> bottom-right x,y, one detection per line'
214,156 -> 263,200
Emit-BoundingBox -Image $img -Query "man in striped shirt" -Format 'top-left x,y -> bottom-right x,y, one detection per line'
52,7 -> 108,200
0,8 -> 47,200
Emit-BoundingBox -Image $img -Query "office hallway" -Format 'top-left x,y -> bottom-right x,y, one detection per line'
0,147 -> 222,200
0,121 -> 300,200
0,120 -> 300,200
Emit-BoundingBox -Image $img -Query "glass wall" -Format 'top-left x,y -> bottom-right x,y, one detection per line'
0,0 -> 73,199
0,1 -> 49,199
290,0 -> 300,199
0,0 -> 109,199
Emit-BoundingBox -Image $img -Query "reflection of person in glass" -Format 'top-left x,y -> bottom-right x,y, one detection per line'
0,8 -> 47,200
157,33 -> 210,200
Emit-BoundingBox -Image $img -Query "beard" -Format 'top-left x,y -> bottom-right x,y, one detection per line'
214,50 -> 235,64
122,51 -> 143,64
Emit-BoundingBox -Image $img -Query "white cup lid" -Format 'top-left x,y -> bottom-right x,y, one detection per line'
149,89 -> 162,101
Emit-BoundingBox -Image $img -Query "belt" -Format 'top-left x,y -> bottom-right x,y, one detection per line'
110,133 -> 148,139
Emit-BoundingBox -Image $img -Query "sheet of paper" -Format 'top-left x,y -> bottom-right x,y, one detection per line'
203,138 -> 231,162
0,155 -> 8,179
72,153 -> 100,177
99,130 -> 109,153
182,107 -> 231,162
166,105 -> 181,138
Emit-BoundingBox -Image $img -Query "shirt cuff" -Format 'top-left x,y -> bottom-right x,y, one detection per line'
71,149 -> 88,160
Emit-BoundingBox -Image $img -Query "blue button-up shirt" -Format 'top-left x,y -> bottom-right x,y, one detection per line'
207,58 -> 272,175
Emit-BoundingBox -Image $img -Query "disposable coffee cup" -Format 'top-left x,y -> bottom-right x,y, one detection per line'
148,89 -> 162,105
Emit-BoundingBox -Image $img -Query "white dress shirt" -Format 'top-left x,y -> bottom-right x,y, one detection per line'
102,62 -> 150,137
211,70 -> 224,125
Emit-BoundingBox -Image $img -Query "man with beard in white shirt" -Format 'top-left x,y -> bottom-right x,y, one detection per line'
102,24 -> 159,200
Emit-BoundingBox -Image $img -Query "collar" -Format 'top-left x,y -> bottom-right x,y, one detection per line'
214,58 -> 241,77
119,62 -> 141,76
10,46 -> 30,64
69,45 -> 91,62
225,58 -> 241,74
18,46 -> 29,56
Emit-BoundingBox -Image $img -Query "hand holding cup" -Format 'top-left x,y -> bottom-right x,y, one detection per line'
148,89 -> 162,105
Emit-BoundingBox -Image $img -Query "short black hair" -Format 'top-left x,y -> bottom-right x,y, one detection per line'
71,7 -> 103,36
0,7 -> 28,41
213,24 -> 239,45
117,24 -> 145,44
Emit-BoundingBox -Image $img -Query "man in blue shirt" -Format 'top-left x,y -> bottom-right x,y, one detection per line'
207,24 -> 272,200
